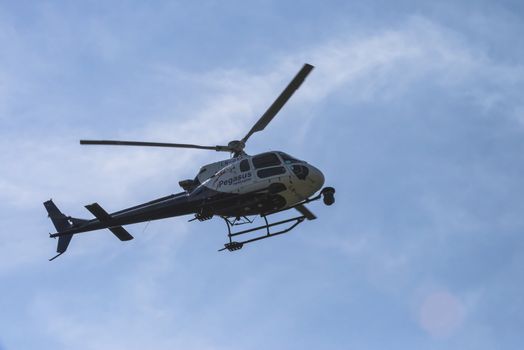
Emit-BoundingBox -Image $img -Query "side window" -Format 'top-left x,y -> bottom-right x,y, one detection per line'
252,153 -> 281,169
240,159 -> 250,172
257,166 -> 286,178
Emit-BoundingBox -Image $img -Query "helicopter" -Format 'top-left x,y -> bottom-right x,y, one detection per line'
44,63 -> 336,261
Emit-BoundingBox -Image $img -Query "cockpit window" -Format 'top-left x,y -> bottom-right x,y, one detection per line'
198,167 -> 207,175
252,152 -> 281,169
279,152 -> 301,164
291,164 -> 309,180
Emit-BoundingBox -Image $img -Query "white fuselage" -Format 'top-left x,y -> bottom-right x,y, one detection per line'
195,151 -> 325,209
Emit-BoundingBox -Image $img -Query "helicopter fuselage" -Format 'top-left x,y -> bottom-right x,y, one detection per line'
49,151 -> 324,237
191,150 -> 325,216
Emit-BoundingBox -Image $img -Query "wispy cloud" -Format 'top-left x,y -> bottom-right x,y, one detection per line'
300,17 -> 524,109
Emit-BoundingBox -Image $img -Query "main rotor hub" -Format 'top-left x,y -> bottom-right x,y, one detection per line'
227,140 -> 245,153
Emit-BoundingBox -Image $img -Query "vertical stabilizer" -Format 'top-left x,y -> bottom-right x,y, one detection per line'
44,200 -> 73,261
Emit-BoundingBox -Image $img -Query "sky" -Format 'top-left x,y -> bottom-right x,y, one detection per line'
1,0 -> 524,349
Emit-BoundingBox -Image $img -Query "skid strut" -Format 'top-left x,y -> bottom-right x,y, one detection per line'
219,215 -> 307,252
216,187 -> 334,252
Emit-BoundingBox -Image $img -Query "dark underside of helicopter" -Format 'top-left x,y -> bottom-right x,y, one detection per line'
45,63 -> 336,260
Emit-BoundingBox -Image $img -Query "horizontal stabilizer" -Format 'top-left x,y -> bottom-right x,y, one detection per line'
295,204 -> 316,220
109,226 -> 134,241
85,203 -> 111,221
85,202 -> 134,241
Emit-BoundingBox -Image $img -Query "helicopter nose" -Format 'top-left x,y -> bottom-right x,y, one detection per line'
308,165 -> 325,191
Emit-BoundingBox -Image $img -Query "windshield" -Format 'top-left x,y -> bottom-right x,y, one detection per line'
278,152 -> 302,164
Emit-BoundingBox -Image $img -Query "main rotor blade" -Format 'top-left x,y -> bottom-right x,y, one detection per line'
241,63 -> 314,144
80,140 -> 230,151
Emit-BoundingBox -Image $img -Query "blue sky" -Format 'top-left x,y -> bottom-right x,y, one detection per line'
1,1 -> 524,349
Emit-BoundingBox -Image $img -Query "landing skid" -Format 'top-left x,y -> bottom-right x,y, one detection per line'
218,187 -> 334,252
218,214 -> 306,252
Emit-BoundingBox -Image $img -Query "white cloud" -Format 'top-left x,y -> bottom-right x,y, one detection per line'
287,16 -> 524,116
